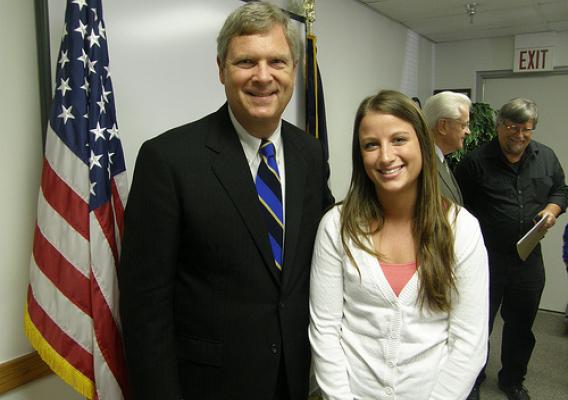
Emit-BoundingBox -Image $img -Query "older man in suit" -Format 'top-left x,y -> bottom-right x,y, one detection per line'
423,91 -> 471,205
118,3 -> 334,400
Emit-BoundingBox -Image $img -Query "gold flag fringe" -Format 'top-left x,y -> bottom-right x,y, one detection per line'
24,307 -> 95,399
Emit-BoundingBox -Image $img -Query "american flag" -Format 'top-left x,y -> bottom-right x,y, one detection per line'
24,0 -> 129,399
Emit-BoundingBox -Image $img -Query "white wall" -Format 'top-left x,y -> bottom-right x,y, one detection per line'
0,0 -> 433,397
434,31 -> 568,100
434,36 -> 514,100
0,0 -> 41,363
316,0 -> 434,199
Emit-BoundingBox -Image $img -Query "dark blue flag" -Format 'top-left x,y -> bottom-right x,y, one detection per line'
306,33 -> 329,161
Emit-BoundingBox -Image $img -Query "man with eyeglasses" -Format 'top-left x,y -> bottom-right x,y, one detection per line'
455,98 -> 568,400
423,91 -> 472,205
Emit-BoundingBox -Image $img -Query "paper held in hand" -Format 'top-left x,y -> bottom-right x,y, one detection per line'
517,217 -> 547,261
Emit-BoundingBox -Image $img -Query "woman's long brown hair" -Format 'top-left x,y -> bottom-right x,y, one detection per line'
340,90 -> 456,312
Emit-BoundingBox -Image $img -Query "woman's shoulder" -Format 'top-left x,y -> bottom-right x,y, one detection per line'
321,204 -> 342,224
450,205 -> 485,256
451,205 -> 479,228
317,205 -> 343,239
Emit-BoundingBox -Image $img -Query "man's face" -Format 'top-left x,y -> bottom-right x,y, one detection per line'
218,24 -> 296,138
497,119 -> 535,162
437,105 -> 470,155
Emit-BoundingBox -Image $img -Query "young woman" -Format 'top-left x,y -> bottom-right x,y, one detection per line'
309,90 -> 489,399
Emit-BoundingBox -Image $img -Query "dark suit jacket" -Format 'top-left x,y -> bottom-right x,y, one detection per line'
436,156 -> 463,205
119,104 -> 334,400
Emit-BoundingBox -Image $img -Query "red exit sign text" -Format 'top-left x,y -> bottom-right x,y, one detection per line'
514,47 -> 553,72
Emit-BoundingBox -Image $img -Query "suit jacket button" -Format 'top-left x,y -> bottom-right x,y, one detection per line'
271,344 -> 278,355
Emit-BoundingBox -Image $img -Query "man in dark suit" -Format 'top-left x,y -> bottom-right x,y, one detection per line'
118,3 -> 334,400
423,91 -> 472,205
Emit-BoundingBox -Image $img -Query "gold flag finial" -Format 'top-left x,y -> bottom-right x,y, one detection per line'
304,0 -> 315,34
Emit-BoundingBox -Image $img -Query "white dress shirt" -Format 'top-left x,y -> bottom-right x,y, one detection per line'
309,205 -> 489,400
228,105 -> 286,218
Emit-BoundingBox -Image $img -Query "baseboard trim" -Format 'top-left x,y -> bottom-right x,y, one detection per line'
0,351 -> 52,394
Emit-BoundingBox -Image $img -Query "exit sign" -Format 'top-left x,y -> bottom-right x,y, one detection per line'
514,47 -> 554,72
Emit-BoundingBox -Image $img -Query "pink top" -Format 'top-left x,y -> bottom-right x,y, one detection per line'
380,261 -> 417,296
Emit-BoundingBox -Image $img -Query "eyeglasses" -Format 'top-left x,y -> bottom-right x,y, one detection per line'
502,122 -> 535,134
444,118 -> 470,130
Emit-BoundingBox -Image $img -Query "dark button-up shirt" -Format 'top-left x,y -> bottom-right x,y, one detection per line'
454,138 -> 568,254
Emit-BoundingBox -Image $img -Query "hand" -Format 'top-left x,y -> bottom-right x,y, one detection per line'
536,210 -> 557,230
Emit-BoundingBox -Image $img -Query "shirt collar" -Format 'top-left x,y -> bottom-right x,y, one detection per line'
485,137 -> 539,163
434,145 -> 445,163
228,105 -> 282,159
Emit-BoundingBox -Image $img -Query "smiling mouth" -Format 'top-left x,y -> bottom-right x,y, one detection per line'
247,90 -> 276,97
380,166 -> 404,176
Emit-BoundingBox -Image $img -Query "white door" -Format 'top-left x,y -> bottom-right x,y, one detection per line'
481,72 -> 568,312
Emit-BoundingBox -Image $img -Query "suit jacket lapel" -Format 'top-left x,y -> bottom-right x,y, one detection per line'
206,105 -> 281,285
280,125 -> 308,288
436,156 -> 462,204
447,165 -> 463,204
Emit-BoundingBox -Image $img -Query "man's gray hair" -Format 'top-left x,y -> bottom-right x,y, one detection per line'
496,98 -> 538,128
217,1 -> 300,65
423,91 -> 472,132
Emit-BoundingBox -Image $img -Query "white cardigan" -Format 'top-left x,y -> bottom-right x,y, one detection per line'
309,206 -> 489,400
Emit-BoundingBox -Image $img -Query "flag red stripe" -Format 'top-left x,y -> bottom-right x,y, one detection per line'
94,202 -> 119,264
91,277 -> 130,395
111,179 -> 125,239
33,225 -> 91,315
92,201 -> 129,393
41,159 -> 89,240
27,287 -> 94,379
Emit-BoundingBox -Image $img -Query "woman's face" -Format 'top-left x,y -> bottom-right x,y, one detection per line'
358,111 -> 422,198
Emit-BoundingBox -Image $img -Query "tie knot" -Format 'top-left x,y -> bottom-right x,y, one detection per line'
260,140 -> 276,159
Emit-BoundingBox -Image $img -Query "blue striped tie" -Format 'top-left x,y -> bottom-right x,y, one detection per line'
256,140 -> 284,271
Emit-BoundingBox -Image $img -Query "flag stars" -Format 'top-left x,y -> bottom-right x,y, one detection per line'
107,124 -> 119,140
58,105 -> 75,124
77,48 -> 89,67
88,29 -> 101,48
89,150 -> 103,170
58,50 -> 70,68
91,8 -> 99,21
57,78 -> 72,96
87,58 -> 98,75
80,77 -> 90,93
90,181 -> 97,196
75,20 -> 88,39
97,96 -> 107,114
90,122 -> 106,141
101,86 -> 111,103
72,0 -> 87,11
98,21 -> 106,39
104,66 -> 111,78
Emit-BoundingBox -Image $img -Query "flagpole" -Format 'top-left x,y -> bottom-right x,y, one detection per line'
303,0 -> 315,35
34,0 -> 51,149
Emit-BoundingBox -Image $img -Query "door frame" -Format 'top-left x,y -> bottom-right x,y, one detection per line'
476,67 -> 568,103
